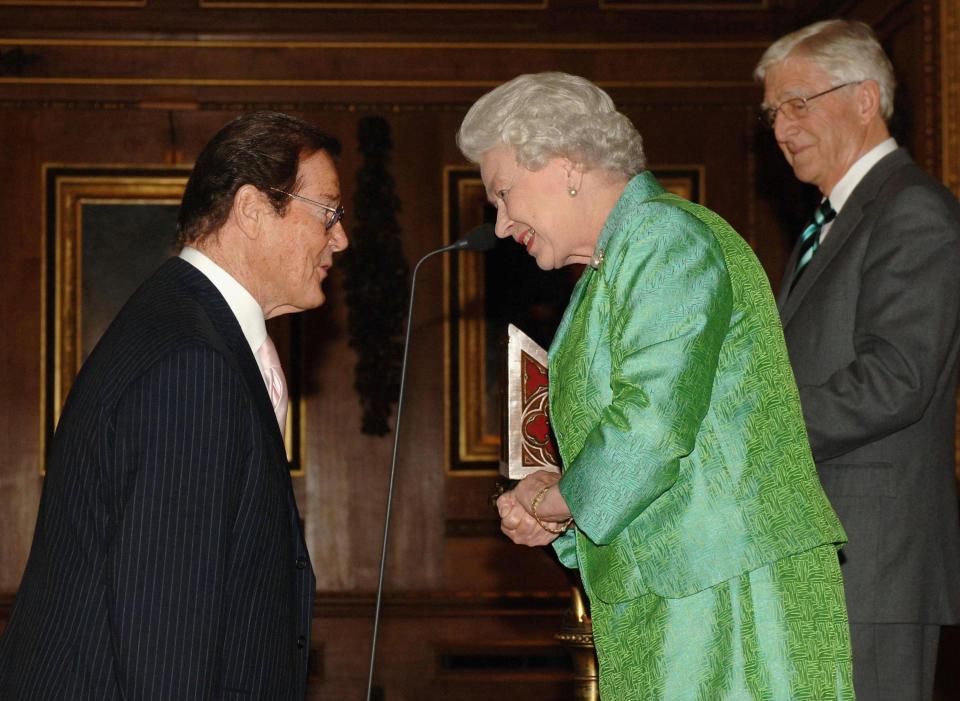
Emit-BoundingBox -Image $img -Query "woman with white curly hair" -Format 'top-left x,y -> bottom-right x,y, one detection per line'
460,72 -> 855,700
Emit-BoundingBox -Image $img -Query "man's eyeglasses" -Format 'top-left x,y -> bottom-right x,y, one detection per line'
269,187 -> 345,231
759,81 -> 862,129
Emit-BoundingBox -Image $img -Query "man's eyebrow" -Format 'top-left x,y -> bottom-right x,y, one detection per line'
308,188 -> 341,202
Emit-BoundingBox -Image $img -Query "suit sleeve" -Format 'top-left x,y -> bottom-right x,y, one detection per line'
798,184 -> 960,461
558,212 -> 733,545
106,343 -> 251,700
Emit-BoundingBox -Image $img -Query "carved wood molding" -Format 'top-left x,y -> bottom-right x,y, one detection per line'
0,590 -> 571,623
922,0 -> 938,177
198,0 -> 546,8
943,1 -> 960,481
0,38 -> 762,94
943,0 -> 960,197
599,0 -> 765,8
312,590 -> 570,617
0,0 -> 142,5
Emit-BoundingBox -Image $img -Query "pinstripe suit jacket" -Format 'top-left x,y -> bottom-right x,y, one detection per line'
0,258 -> 315,700
777,149 -> 960,625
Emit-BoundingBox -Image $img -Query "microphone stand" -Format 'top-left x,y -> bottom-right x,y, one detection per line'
365,225 -> 495,701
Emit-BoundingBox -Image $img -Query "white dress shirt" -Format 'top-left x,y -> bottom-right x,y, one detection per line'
178,246 -> 270,378
820,137 -> 898,242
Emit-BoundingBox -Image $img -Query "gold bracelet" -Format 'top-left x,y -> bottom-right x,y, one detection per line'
530,484 -> 573,535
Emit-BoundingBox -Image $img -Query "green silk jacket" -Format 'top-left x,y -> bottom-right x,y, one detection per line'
551,172 -> 846,603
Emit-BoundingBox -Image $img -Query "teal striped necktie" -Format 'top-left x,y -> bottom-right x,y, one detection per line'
790,199 -> 836,291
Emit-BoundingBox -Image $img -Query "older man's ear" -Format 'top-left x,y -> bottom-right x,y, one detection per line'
856,79 -> 883,125
231,183 -> 270,241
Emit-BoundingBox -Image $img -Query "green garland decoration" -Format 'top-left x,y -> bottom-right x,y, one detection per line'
343,116 -> 410,435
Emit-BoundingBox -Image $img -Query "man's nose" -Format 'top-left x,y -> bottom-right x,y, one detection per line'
331,222 -> 348,252
773,110 -> 798,140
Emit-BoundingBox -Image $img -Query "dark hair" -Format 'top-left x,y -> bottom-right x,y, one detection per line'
175,111 -> 341,247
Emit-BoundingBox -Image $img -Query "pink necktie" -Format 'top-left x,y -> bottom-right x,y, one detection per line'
257,335 -> 287,432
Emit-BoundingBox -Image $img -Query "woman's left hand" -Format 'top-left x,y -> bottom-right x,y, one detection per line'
513,470 -> 572,522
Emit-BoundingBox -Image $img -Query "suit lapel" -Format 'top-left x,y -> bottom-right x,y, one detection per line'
776,244 -> 801,311
779,148 -> 910,328
779,203 -> 865,326
166,258 -> 290,464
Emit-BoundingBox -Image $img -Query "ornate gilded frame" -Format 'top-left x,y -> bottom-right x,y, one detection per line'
942,0 -> 960,476
42,165 -> 305,474
443,165 -> 704,474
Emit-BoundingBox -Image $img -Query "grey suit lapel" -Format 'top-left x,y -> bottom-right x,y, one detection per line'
779,148 -> 911,327
776,244 -> 801,310
779,204 -> 865,325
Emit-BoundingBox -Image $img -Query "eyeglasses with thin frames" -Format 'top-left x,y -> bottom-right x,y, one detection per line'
268,187 -> 345,231
759,81 -> 862,129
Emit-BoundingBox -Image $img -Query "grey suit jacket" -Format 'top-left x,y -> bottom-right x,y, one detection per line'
0,258 -> 315,700
778,148 -> 960,624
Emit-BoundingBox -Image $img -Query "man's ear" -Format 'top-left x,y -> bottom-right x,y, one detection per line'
232,184 -> 268,240
857,80 -> 883,124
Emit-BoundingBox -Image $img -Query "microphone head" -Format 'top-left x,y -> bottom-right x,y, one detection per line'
459,223 -> 497,252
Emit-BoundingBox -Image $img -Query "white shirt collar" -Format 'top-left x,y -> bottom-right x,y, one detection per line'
178,246 -> 267,360
827,137 -> 898,214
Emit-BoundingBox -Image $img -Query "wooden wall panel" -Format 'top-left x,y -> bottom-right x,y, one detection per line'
1,0 -> 955,698
0,110 -> 44,588
942,0 -> 959,197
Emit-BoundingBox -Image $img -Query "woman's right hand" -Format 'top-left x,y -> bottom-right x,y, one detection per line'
497,490 -> 561,547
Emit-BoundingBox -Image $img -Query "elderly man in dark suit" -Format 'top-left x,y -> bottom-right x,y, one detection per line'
756,19 -> 960,701
0,111 -> 348,699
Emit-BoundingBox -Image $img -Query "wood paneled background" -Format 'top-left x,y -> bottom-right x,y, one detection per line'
2,0 -> 958,698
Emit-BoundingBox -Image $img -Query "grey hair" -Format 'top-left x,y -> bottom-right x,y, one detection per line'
457,72 -> 646,177
754,19 -> 896,121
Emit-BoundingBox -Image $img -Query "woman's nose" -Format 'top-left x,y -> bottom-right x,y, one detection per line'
494,206 -> 512,239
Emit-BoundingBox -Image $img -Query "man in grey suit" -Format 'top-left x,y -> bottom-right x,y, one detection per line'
0,111 -> 348,699
755,20 -> 960,701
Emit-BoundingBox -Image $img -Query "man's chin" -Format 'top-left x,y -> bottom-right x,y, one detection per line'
786,153 -> 819,183
266,296 -> 324,319
302,292 -> 326,311
789,163 -> 819,187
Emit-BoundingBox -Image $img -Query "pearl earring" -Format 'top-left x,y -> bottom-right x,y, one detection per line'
568,187 -> 578,197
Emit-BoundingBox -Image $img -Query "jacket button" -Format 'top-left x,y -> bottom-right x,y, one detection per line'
297,635 -> 306,649
295,556 -> 307,569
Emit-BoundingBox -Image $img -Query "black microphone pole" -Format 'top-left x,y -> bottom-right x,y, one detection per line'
365,223 -> 496,701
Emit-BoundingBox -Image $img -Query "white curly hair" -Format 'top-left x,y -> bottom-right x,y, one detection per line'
457,72 -> 646,177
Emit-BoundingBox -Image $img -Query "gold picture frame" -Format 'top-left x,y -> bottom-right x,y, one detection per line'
42,165 -> 305,474
443,165 -> 705,474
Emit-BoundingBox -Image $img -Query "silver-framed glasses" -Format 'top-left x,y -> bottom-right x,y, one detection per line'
759,81 -> 862,129
268,187 -> 345,230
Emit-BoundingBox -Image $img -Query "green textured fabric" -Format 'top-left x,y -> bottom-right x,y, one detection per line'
591,545 -> 855,701
550,172 -> 846,601
547,173 -> 853,696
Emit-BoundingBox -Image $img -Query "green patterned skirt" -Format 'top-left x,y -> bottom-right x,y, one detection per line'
589,545 -> 855,700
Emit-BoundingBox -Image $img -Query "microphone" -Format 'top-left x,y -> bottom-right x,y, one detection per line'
365,223 -> 495,701
446,223 -> 498,252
